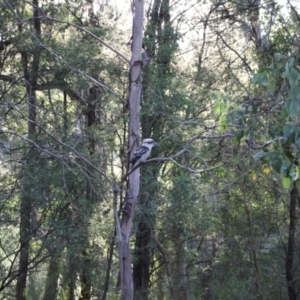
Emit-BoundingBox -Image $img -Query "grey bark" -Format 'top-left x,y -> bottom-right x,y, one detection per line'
117,1 -> 145,300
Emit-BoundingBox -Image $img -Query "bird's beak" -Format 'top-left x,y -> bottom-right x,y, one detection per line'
154,142 -> 159,146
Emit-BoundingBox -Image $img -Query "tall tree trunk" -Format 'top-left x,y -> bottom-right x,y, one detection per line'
286,183 -> 298,300
67,248 -> 77,300
16,170 -> 33,300
79,249 -> 92,300
101,236 -> 115,300
243,184 -> 264,300
117,1 -> 144,299
133,0 -> 172,298
16,1 -> 40,299
133,166 -> 160,300
175,241 -> 189,300
133,198 -> 152,299
42,254 -> 60,300
79,85 -> 100,300
42,89 -> 69,300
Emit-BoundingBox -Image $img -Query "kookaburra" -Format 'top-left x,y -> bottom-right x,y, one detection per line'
130,138 -> 158,166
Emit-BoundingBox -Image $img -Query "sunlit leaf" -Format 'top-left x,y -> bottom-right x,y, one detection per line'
251,170 -> 257,181
218,114 -> 227,133
282,177 -> 292,188
213,103 -> 220,115
263,166 -> 272,174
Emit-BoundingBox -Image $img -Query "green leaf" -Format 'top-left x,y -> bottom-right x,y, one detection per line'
213,103 -> 220,115
252,69 -> 268,85
211,91 -> 222,101
274,53 -> 282,61
289,100 -> 298,116
218,114 -> 227,132
252,73 -> 259,84
289,164 -> 299,181
280,158 -> 291,173
267,80 -> 276,92
288,57 -> 295,66
289,67 -> 299,84
283,122 -> 295,139
235,130 -> 244,142
240,106 -> 246,113
271,156 -> 283,173
282,177 -> 292,189
282,70 -> 289,79
287,92 -> 300,117
261,76 -> 268,86
257,67 -> 269,73
283,61 -> 290,78
234,154 -> 241,164
253,151 -> 264,161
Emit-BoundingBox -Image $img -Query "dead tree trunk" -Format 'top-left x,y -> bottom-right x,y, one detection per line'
117,1 -> 145,300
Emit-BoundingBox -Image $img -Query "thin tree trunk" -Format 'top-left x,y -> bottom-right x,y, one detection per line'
243,190 -> 264,300
175,241 -> 189,300
16,1 -> 40,299
133,167 -> 161,300
16,35 -> 32,300
117,1 -> 145,299
201,240 -> 214,300
16,183 -> 32,300
79,249 -> 92,300
68,252 -> 77,300
286,183 -> 298,300
79,85 -> 100,300
101,236 -> 115,300
133,211 -> 151,299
